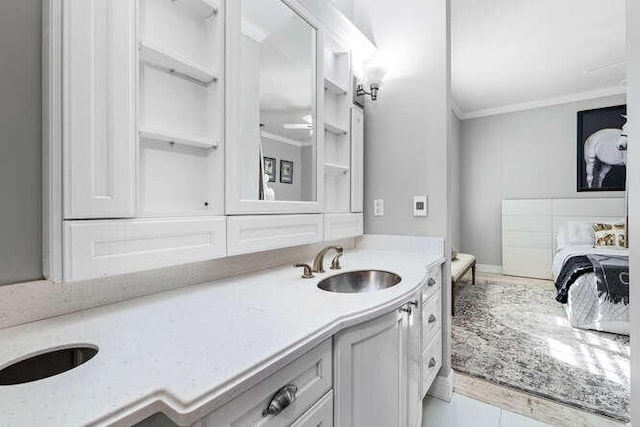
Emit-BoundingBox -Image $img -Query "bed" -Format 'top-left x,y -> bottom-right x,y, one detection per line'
553,222 -> 629,335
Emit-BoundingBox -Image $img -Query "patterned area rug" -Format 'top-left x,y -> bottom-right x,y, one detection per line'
452,278 -> 630,422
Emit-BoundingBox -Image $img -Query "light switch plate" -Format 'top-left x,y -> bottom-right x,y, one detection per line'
374,199 -> 384,216
413,196 -> 427,216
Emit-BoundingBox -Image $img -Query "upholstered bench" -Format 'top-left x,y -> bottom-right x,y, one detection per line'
451,253 -> 476,315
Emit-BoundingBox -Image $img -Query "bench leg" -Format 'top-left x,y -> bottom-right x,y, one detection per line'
472,263 -> 476,285
451,280 -> 455,316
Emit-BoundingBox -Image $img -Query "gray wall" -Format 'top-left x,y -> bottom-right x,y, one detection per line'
0,0 -> 42,285
450,110 -> 461,250
354,0 -> 450,239
263,139 -> 303,201
460,94 -> 626,266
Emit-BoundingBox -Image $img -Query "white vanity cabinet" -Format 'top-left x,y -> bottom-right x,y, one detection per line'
421,264 -> 443,398
56,0 -> 371,280
60,0 -> 228,282
350,106 -> 364,213
198,340 -> 333,427
333,292 -> 422,427
63,0 -> 137,219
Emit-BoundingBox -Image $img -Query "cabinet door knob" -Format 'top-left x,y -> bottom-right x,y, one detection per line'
428,358 -> 437,368
427,278 -> 436,287
262,384 -> 298,417
428,314 -> 437,324
408,300 -> 418,308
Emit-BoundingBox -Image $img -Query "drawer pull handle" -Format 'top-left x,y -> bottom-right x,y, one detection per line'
428,314 -> 437,324
262,384 -> 297,417
400,306 -> 412,315
427,278 -> 436,287
408,300 -> 418,308
428,358 -> 437,368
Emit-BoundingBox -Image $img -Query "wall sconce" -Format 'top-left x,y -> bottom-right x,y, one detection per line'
356,65 -> 387,101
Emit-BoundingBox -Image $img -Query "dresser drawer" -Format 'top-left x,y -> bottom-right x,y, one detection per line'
421,293 -> 441,348
291,391 -> 333,427
201,340 -> 332,427
423,263 -> 442,301
421,335 -> 442,398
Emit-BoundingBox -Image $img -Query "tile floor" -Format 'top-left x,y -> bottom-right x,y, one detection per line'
422,393 -> 551,427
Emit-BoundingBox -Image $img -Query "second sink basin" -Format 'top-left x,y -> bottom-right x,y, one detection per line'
317,270 -> 401,293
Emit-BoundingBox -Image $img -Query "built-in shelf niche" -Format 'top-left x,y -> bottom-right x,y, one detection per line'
323,37 -> 351,213
139,41 -> 219,85
138,0 -> 225,217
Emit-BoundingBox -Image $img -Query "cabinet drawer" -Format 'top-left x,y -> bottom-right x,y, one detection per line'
291,391 -> 333,427
227,215 -> 324,256
201,340 -> 332,427
423,264 -> 442,301
421,293 -> 441,348
324,213 -> 363,241
421,335 -> 442,398
64,217 -> 227,281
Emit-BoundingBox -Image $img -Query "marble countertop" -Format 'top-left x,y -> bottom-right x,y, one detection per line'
0,248 -> 443,426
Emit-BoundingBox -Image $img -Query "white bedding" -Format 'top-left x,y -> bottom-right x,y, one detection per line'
553,245 -> 629,335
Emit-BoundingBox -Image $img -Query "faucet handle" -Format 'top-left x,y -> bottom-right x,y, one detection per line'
330,253 -> 343,270
294,263 -> 314,279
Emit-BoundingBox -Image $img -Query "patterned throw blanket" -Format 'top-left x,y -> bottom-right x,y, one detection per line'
555,254 -> 629,304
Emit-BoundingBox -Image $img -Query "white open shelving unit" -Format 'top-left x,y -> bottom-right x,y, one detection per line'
323,37 -> 352,213
138,0 -> 225,217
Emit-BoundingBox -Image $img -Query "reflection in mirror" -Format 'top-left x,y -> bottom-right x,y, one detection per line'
240,0 -> 317,202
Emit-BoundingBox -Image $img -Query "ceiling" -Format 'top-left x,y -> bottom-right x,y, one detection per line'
451,0 -> 626,118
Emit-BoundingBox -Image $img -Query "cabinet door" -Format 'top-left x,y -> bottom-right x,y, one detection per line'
334,310 -> 406,427
63,0 -> 136,219
350,107 -> 364,212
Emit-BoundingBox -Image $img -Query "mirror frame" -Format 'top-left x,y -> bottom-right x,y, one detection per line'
225,0 -> 325,214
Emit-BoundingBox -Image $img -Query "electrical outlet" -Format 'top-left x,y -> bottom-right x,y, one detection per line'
374,199 -> 384,216
413,196 -> 427,216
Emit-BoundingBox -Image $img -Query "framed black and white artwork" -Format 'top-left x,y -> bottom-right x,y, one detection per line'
263,157 -> 276,182
577,105 -> 628,192
280,160 -> 293,184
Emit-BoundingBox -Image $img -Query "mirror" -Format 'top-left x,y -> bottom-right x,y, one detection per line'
239,0 -> 318,202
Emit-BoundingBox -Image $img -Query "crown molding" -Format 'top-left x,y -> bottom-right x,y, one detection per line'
450,97 -> 463,119
458,85 -> 627,120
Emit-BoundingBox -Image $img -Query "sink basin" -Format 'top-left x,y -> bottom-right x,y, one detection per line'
0,345 -> 98,386
317,270 -> 401,293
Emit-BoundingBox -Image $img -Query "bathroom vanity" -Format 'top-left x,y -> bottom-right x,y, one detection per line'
0,243 -> 444,426
0,0 -> 449,425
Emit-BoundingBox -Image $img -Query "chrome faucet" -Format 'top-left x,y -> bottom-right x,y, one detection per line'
312,245 -> 343,273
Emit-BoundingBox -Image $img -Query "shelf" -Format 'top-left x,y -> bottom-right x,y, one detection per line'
172,0 -> 219,19
325,163 -> 350,176
324,77 -> 348,96
324,121 -> 349,136
140,126 -> 218,150
140,41 -> 218,85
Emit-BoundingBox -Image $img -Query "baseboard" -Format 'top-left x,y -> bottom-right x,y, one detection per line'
476,264 -> 503,274
428,367 -> 454,402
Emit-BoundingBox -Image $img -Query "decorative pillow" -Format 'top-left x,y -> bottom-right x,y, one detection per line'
592,223 -> 626,248
557,222 -> 595,250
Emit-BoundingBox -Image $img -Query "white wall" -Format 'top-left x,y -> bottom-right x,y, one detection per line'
459,94 -> 626,267
627,0 -> 639,423
353,0 -> 450,239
